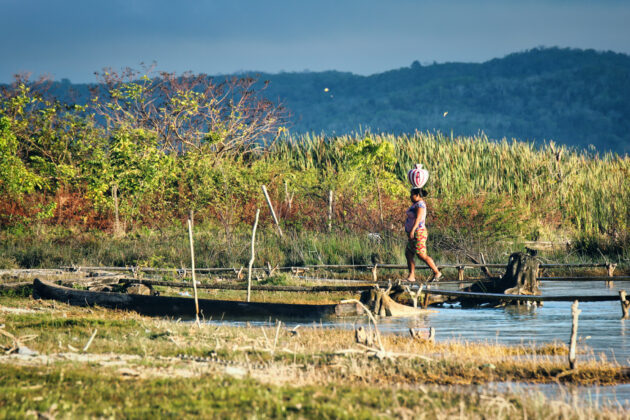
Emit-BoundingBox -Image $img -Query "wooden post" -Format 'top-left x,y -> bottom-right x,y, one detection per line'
607,263 -> 617,288
421,291 -> 430,309
328,190 -> 333,233
620,291 -> 630,320
371,264 -> 378,282
112,184 -> 122,236
569,300 -> 580,370
284,180 -> 293,212
82,329 -> 98,353
261,185 -> 283,237
188,219 -> 200,325
457,265 -> 465,289
247,209 -> 260,302
376,180 -> 384,225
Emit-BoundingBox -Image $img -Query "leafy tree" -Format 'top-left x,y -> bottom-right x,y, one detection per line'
0,116 -> 43,198
92,67 -> 288,157
342,136 -> 405,224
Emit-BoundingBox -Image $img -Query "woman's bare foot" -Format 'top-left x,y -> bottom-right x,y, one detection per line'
428,272 -> 443,282
406,275 -> 416,282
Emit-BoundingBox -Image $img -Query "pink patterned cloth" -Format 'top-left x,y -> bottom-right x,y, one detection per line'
404,201 -> 426,233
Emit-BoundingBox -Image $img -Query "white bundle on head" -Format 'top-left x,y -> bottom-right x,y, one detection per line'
407,163 -> 429,188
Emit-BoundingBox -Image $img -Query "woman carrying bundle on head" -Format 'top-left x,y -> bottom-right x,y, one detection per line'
405,165 -> 442,282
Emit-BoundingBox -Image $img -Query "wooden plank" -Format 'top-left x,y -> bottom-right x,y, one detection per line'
423,288 -> 619,302
538,276 -> 630,282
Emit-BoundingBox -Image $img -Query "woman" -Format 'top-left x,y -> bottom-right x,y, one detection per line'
405,187 -> 442,282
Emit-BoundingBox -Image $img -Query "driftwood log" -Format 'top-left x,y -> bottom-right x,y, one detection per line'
360,285 -> 432,316
457,252 -> 541,306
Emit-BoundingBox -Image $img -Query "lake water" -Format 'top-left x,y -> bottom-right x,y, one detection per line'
205,279 -> 630,407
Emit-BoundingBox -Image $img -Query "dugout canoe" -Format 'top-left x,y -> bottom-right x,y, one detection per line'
32,278 -> 364,320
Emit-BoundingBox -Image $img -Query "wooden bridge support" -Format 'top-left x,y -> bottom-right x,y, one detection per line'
371,264 -> 378,282
569,300 -> 581,370
421,291 -> 430,309
607,263 -> 617,288
620,290 -> 630,320
457,266 -> 465,289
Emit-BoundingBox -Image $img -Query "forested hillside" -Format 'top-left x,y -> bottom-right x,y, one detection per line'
259,47 -> 630,154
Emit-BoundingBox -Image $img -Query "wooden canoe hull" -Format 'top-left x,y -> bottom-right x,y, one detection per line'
32,278 -> 364,321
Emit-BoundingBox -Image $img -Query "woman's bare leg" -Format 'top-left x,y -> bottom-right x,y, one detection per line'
418,253 -> 441,277
405,247 -> 416,281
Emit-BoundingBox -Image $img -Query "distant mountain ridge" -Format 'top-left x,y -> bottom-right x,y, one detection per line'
19,47 -> 630,154
257,47 -> 629,154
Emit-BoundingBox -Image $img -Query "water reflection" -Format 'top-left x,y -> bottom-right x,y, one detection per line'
205,281 -> 630,361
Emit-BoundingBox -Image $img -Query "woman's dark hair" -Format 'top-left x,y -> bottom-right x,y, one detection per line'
410,187 -> 429,197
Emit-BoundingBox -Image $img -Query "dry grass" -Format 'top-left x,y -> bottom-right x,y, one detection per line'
2,294 -> 629,418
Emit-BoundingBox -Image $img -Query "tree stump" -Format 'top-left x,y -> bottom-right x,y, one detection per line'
355,326 -> 375,346
460,252 -> 541,306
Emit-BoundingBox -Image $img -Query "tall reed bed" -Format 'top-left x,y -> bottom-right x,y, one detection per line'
268,131 -> 628,248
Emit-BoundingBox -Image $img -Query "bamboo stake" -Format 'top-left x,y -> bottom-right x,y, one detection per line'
328,190 -> 333,232
272,320 -> 282,355
247,209 -> 260,302
188,219 -> 200,325
82,329 -> 98,352
112,184 -> 122,236
261,185 -> 283,237
569,300 -> 581,369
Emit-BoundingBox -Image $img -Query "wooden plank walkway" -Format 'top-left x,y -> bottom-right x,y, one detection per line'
423,289 -> 619,302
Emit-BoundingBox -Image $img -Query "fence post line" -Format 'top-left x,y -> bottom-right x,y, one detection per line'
188,219 -> 200,326
261,185 -> 283,237
247,209 -> 261,303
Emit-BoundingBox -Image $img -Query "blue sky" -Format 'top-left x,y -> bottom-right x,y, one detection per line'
1,0 -> 629,83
